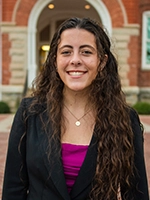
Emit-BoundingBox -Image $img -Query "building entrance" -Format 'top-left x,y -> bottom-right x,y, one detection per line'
27,0 -> 111,87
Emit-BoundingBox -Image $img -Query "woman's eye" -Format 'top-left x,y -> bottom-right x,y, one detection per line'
81,50 -> 92,55
61,51 -> 71,55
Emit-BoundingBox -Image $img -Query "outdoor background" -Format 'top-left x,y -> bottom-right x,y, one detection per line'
0,0 -> 150,199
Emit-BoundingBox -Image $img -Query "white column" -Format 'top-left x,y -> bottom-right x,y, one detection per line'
27,0 -> 53,88
27,29 -> 37,88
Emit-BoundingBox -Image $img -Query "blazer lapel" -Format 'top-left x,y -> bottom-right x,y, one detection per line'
70,135 -> 97,199
39,111 -> 97,200
40,112 -> 70,200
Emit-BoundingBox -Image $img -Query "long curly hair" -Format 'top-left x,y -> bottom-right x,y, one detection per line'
29,17 -> 134,199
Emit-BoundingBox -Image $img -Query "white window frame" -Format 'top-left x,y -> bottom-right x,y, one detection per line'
142,11 -> 150,70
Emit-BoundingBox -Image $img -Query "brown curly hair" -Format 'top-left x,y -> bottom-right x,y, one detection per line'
29,17 -> 134,199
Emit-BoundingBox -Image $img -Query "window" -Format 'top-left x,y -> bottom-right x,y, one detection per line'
142,11 -> 150,69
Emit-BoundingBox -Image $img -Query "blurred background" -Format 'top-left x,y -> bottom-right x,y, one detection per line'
0,0 -> 150,113
0,0 -> 150,112
0,0 -> 150,198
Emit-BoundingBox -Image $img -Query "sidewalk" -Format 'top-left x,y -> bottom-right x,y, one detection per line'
0,114 -> 14,133
0,114 -> 150,199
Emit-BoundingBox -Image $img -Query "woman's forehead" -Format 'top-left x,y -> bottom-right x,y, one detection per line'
58,28 -> 96,47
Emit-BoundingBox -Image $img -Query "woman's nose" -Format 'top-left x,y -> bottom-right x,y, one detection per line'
70,53 -> 81,66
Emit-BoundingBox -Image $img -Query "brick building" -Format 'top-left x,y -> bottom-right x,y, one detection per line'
0,0 -> 150,111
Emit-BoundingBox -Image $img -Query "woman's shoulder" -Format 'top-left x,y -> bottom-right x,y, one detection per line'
20,96 -> 34,105
19,96 -> 36,110
128,107 -> 141,125
20,96 -> 37,105
128,106 -> 144,136
19,96 -> 46,114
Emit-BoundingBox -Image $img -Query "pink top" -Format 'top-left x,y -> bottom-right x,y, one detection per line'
61,143 -> 88,193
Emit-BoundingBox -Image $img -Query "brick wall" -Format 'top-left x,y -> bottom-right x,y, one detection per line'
103,0 -> 124,27
122,0 -> 139,23
2,0 -> 17,21
2,0 -> 37,25
16,0 -> 37,25
127,35 -> 140,86
2,34 -> 11,84
1,0 -> 150,106
139,72 -> 150,87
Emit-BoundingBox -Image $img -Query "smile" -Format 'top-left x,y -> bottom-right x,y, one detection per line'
67,71 -> 86,76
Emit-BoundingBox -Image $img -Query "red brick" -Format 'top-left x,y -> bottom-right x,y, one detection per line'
122,0 -> 139,23
139,72 -> 150,87
2,0 -> 17,21
103,0 -> 124,27
16,0 -> 37,25
127,36 -> 140,86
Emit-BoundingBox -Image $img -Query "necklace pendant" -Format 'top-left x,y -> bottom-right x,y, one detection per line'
75,121 -> 81,126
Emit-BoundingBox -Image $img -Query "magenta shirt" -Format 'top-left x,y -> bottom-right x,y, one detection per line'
61,143 -> 88,193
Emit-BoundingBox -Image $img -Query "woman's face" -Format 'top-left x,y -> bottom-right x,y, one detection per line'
56,28 -> 100,93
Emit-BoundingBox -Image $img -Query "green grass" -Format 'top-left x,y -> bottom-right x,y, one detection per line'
132,102 -> 150,115
0,101 -> 11,114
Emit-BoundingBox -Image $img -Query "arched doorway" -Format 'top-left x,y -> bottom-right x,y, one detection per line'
27,0 -> 112,87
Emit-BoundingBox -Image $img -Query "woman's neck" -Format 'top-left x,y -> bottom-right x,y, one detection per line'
63,87 -> 90,109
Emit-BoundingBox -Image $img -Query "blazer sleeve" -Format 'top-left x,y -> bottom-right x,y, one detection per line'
2,99 -> 29,200
130,109 -> 149,200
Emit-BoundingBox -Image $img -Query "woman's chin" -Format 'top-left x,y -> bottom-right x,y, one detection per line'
64,85 -> 90,94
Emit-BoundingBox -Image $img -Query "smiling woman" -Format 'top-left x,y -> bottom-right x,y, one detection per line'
2,17 -> 149,200
56,28 -> 101,92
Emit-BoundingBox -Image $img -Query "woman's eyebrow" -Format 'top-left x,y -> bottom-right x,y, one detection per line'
79,45 -> 96,51
58,44 -> 96,51
58,45 -> 73,50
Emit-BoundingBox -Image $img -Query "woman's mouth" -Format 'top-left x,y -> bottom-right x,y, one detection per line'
67,71 -> 86,76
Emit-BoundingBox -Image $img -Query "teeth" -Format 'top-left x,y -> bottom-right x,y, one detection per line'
69,72 -> 84,76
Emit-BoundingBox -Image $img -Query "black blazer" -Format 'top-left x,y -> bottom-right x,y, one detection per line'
2,98 -> 149,200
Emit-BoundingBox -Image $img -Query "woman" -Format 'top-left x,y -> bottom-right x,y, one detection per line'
2,17 -> 149,200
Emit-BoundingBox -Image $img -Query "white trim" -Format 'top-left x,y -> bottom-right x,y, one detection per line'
140,87 -> 150,93
122,86 -> 140,94
117,0 -> 128,25
27,0 -> 112,87
12,0 -> 21,22
85,0 -> 112,35
27,0 -> 53,87
142,11 -> 150,70
0,85 -> 23,93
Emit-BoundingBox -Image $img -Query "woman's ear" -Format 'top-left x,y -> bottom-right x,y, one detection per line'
100,54 -> 108,71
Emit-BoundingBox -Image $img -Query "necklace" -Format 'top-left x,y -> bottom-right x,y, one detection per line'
64,104 -> 91,127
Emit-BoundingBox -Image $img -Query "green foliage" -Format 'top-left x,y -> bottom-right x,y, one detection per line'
0,101 -> 11,114
133,102 -> 150,115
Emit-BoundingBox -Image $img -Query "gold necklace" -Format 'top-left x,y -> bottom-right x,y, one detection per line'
64,104 -> 91,127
